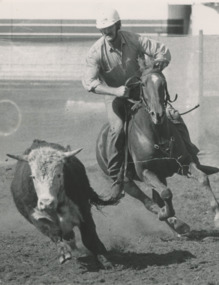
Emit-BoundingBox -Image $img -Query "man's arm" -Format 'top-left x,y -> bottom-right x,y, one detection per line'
93,84 -> 129,98
82,48 -> 129,97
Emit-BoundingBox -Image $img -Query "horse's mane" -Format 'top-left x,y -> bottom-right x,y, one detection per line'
137,56 -> 177,104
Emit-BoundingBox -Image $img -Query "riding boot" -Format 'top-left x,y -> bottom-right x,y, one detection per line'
110,181 -> 125,202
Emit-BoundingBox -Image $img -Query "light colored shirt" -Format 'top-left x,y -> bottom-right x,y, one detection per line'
82,30 -> 171,92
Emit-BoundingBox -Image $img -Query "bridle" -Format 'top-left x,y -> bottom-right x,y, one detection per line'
125,72 -> 177,114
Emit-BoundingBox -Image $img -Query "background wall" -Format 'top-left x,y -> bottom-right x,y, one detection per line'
1,35 -> 219,167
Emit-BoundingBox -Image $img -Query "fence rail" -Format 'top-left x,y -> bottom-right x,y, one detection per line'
0,19 -> 184,39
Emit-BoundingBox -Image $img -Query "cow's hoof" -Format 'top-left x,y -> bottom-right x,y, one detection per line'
167,217 -> 190,235
57,241 -> 72,264
59,252 -> 72,264
96,255 -> 113,269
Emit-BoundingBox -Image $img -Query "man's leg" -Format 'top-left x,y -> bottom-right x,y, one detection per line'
166,105 -> 200,164
105,96 -> 126,200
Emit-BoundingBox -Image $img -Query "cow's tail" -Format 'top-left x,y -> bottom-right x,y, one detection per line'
89,187 -> 118,207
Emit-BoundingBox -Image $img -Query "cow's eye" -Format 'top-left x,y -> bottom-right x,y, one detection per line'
57,174 -> 61,178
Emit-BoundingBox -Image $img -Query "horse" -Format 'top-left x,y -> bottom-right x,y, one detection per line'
96,64 -> 219,236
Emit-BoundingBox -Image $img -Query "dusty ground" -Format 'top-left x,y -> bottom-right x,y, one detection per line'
0,162 -> 219,285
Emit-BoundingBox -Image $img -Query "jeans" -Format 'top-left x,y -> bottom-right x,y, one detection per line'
105,96 -> 127,181
166,105 -> 199,164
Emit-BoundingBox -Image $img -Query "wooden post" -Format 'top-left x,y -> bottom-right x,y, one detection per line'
199,30 -> 203,103
198,30 -> 203,146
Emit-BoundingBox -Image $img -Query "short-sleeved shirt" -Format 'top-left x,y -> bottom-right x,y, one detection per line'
82,30 -> 171,92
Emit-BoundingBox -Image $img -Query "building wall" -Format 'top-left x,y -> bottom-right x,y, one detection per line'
1,34 -> 219,165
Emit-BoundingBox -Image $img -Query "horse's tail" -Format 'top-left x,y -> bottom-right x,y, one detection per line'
198,164 -> 219,175
89,187 -> 117,207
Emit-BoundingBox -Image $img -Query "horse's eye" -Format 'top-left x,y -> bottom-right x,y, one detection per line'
30,175 -> 35,180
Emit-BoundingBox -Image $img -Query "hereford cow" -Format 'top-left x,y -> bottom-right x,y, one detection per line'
7,139 -> 115,268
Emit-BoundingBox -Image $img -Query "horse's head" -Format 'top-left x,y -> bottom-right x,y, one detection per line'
140,70 -> 167,125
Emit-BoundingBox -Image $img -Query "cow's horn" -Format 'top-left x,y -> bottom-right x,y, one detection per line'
63,148 -> 83,158
7,153 -> 29,162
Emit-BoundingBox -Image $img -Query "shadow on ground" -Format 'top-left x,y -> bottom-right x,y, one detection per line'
78,249 -> 195,272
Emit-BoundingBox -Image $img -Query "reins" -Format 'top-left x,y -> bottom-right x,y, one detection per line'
125,72 -> 200,116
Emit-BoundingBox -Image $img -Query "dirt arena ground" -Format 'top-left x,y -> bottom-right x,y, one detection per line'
1,161 -> 219,285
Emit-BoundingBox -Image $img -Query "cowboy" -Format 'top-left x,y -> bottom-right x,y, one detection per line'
82,7 -> 171,201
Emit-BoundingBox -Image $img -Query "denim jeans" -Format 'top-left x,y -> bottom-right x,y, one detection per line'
104,96 -> 128,181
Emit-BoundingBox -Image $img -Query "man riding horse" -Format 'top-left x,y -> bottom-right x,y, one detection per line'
82,7 -> 199,203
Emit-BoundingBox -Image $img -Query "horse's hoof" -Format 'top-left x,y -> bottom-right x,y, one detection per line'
158,206 -> 175,221
167,217 -> 191,235
160,188 -> 173,201
158,207 -> 169,221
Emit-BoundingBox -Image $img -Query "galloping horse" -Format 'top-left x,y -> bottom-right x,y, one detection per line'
96,64 -> 219,235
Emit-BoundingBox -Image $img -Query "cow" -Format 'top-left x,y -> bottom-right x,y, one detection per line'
7,139 -> 115,268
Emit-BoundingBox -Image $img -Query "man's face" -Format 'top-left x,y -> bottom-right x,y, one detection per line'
100,24 -> 117,43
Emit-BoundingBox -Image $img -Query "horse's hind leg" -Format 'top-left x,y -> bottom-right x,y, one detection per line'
189,162 -> 219,228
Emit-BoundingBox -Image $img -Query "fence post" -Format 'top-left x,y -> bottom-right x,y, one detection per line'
198,30 -> 203,146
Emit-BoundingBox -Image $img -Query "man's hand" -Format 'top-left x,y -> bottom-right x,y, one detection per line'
115,86 -> 130,98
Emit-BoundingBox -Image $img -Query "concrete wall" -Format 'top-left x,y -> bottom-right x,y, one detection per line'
0,36 -> 201,127
1,35 -> 219,166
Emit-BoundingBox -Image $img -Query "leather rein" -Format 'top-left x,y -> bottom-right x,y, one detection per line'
124,73 -> 177,114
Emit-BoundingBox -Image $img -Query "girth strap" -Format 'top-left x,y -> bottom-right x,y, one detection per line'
154,136 -> 175,158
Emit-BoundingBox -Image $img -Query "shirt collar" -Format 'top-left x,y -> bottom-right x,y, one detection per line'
104,31 -> 126,52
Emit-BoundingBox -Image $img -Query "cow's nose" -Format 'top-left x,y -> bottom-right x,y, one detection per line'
38,199 -> 56,210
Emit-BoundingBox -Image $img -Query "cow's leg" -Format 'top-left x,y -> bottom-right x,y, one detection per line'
189,162 -> 219,228
61,230 -> 80,260
30,211 -> 72,264
79,208 -> 113,269
62,231 -> 77,251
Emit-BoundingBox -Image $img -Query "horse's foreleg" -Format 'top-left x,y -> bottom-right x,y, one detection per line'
124,181 -> 188,236
189,162 -> 219,228
124,180 -> 159,214
142,169 -> 175,220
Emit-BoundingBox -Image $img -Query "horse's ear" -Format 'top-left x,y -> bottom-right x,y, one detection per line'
137,56 -> 147,72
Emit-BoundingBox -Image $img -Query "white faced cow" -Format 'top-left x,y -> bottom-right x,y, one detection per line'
7,139 -> 115,268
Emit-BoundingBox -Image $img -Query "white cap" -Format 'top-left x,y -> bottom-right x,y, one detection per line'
96,7 -> 120,29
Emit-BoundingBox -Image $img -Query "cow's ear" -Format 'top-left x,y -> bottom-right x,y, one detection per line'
7,154 -> 29,162
63,148 -> 83,158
